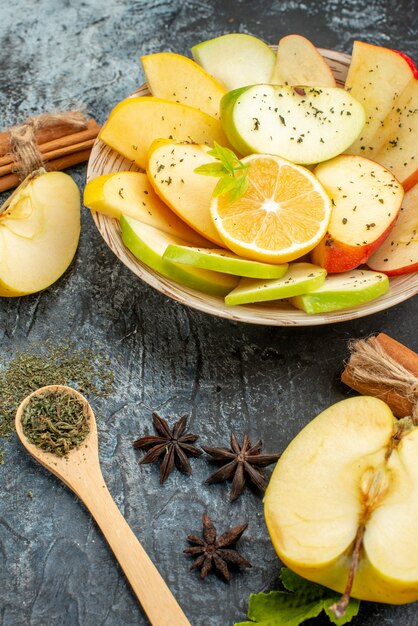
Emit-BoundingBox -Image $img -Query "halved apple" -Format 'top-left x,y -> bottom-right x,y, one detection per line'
290,269 -> 389,314
121,215 -> 238,296
345,41 -> 415,157
163,244 -> 288,278
220,85 -> 365,164
191,33 -> 276,91
368,185 -> 418,275
0,172 -> 80,297
224,263 -> 326,306
264,396 -> 418,604
147,140 -> 224,246
311,155 -> 403,272
84,171 -> 209,246
99,97 -> 229,169
270,34 -> 336,87
141,52 -> 226,119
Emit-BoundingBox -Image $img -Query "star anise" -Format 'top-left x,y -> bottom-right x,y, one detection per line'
202,432 -> 280,501
184,512 -> 251,581
133,412 -> 202,483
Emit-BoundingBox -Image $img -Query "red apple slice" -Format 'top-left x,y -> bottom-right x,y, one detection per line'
270,34 -> 336,87
345,41 -> 415,157
367,185 -> 418,275
393,50 -> 418,79
311,155 -> 404,273
371,79 -> 418,191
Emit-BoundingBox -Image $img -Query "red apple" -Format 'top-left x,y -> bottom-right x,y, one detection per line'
345,41 -> 415,157
393,50 -> 418,79
311,155 -> 404,273
367,185 -> 418,275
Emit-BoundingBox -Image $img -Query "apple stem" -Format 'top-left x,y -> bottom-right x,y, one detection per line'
329,523 -> 366,619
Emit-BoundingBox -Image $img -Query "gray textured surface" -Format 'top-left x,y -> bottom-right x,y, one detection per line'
0,1 -> 417,625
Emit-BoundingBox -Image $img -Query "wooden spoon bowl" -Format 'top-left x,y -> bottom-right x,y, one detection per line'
15,385 -> 190,626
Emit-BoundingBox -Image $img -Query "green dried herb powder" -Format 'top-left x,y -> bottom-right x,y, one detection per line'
0,340 -> 114,440
21,390 -> 90,457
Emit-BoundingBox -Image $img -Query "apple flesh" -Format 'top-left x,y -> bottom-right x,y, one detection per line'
264,396 -> 418,604
224,263 -> 326,306
345,41 -> 415,157
83,171 -> 209,246
163,244 -> 289,278
311,155 -> 404,272
368,185 -> 418,275
141,52 -> 226,119
220,85 -> 365,165
120,215 -> 238,297
147,140 -> 224,246
191,33 -> 276,91
0,172 -> 80,297
270,34 -> 336,87
290,269 -> 389,314
99,97 -> 229,170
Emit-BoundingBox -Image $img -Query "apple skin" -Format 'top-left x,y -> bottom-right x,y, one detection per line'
393,50 -> 418,79
264,396 -> 418,604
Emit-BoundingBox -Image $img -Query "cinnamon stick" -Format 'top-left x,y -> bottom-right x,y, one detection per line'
342,333 -> 418,418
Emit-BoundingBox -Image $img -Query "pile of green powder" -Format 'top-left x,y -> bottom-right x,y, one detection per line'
0,340 -> 114,450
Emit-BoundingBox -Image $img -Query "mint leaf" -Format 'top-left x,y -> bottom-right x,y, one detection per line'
194,142 -> 249,202
235,568 -> 360,626
193,162 -> 226,177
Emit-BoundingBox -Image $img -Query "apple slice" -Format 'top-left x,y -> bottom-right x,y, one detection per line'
264,395 -> 418,604
147,140 -> 224,246
345,41 -> 415,157
220,85 -> 365,164
0,172 -> 80,297
311,155 -> 403,272
290,269 -> 389,314
163,244 -> 288,278
121,215 -> 238,296
367,185 -> 418,275
141,52 -> 226,119
224,263 -> 326,306
270,34 -> 336,87
84,171 -> 209,246
372,79 -> 418,191
99,97 -> 229,170
191,33 -> 276,91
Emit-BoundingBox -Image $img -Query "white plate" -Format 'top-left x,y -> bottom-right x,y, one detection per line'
86,48 -> 418,326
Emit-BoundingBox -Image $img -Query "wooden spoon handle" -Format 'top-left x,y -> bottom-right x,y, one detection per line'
78,480 -> 191,626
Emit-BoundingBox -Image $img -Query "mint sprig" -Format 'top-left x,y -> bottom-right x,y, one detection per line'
235,568 -> 360,626
194,142 -> 249,202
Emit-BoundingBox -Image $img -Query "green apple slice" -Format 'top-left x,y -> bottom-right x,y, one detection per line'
290,269 -> 389,314
224,263 -> 326,306
191,33 -> 276,91
163,244 -> 289,278
121,216 -> 238,297
220,85 -> 365,164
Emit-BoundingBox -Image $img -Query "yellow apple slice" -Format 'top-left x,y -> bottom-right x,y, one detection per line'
270,34 -> 336,87
265,396 -> 418,604
0,172 -> 80,297
84,171 -> 209,246
99,97 -> 230,170
141,52 -> 226,119
147,140 -> 224,246
121,215 -> 238,296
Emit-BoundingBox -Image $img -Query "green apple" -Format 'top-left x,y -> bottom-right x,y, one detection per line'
264,395 -> 418,604
224,263 -> 326,306
121,215 -> 238,297
220,85 -> 365,164
191,33 -> 276,91
290,269 -> 389,314
163,244 -> 289,278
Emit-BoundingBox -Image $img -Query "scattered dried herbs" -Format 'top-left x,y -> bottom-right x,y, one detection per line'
0,339 -> 114,442
184,512 -> 251,581
202,432 -> 280,501
21,389 -> 90,457
133,412 -> 202,483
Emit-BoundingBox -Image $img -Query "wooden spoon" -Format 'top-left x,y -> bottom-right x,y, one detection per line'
15,385 -> 191,626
